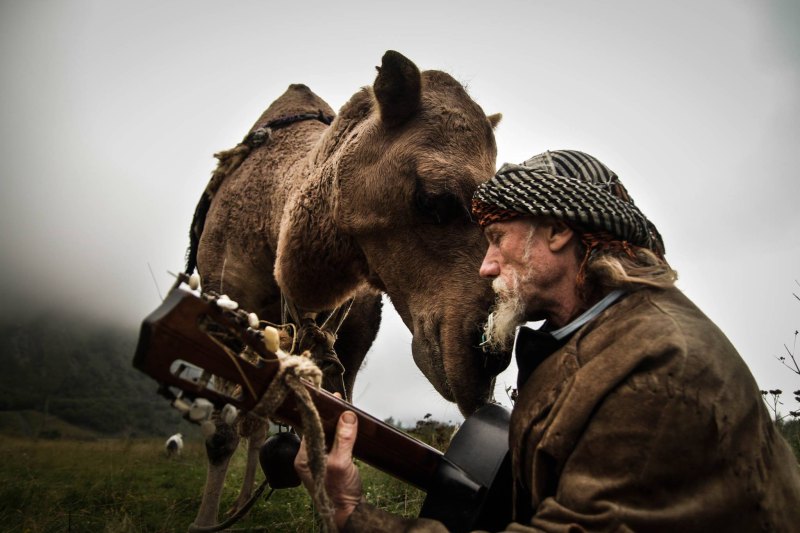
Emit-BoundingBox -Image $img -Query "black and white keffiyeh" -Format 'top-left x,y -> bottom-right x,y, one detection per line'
472,149 -> 665,255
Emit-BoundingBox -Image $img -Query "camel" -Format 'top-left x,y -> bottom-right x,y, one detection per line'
187,50 -> 506,528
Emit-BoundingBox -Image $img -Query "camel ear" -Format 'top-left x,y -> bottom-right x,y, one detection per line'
373,50 -> 421,128
488,113 -> 502,129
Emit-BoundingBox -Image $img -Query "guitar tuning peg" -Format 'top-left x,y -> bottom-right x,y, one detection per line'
189,272 -> 201,291
263,326 -> 280,353
200,420 -> 216,438
216,294 -> 239,310
248,312 -> 260,329
222,404 -> 238,425
189,398 -> 214,422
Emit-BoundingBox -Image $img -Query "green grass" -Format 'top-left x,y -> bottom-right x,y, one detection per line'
0,435 -> 424,532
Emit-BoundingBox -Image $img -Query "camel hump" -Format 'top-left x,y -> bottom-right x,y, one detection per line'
249,84 -> 335,132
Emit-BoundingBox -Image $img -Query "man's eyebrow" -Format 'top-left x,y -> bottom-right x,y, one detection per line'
485,227 -> 501,242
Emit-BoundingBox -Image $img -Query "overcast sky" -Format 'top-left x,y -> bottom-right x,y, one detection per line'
1,1 -> 798,426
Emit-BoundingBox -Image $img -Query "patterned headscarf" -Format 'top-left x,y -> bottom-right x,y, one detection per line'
471,149 -> 665,256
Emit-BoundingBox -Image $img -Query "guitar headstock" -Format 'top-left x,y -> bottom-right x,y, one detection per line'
133,286 -> 281,414
134,278 -> 453,496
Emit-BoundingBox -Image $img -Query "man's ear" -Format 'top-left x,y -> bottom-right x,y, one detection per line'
546,221 -> 575,253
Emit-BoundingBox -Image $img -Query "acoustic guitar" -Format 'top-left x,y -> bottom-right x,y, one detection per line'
133,287 -> 512,532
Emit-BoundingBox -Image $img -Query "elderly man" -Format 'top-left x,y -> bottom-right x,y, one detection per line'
297,150 -> 800,531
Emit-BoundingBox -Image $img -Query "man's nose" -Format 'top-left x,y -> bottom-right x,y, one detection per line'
479,253 -> 499,279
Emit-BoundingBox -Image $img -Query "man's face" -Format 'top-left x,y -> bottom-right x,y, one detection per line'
479,218 -> 555,352
480,218 -> 575,351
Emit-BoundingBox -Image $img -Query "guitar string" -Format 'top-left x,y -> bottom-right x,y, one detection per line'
203,329 -> 260,402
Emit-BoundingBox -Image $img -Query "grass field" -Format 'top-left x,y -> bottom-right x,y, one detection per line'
5,418 -> 796,532
0,435 -> 425,532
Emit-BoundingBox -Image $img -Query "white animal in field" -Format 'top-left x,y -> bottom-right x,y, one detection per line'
165,433 -> 184,456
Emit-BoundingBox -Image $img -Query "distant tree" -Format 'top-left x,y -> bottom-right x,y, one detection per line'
383,416 -> 403,430
410,416 -> 457,451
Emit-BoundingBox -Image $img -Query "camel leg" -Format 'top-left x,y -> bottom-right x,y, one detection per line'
228,416 -> 268,516
193,418 -> 240,527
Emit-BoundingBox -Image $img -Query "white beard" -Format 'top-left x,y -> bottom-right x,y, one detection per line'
481,274 -> 527,354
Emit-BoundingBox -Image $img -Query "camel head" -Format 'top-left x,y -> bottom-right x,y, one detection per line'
276,51 -> 506,415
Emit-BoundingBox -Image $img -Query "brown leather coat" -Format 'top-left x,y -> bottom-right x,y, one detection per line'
344,287 -> 800,532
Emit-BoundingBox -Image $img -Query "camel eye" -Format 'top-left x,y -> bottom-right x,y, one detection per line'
414,188 -> 468,225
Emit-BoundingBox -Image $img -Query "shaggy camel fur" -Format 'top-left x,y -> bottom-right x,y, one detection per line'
188,50 -> 505,527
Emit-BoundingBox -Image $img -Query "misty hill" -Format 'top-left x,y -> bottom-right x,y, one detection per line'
0,310 -> 191,438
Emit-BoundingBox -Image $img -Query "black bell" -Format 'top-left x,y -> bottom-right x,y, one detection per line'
259,432 -> 302,489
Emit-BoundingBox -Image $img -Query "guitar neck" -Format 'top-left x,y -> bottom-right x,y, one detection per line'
278,382 -> 442,490
133,289 -> 443,491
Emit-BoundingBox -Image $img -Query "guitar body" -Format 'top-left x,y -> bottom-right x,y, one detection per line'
420,403 -> 512,532
133,287 -> 512,531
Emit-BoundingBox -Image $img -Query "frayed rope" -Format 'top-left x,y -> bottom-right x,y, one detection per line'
251,353 -> 337,533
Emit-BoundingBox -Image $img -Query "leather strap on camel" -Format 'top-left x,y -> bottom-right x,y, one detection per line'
211,111 -> 335,201
186,110 -> 335,277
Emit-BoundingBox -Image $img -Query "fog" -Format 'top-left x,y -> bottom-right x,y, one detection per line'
1,1 -> 798,425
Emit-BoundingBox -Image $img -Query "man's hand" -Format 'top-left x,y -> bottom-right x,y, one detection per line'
294,407 -> 364,530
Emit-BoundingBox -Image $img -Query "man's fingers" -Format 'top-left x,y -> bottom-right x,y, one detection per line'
295,435 -> 306,460
294,436 -> 309,475
329,411 -> 358,459
329,392 -> 356,459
